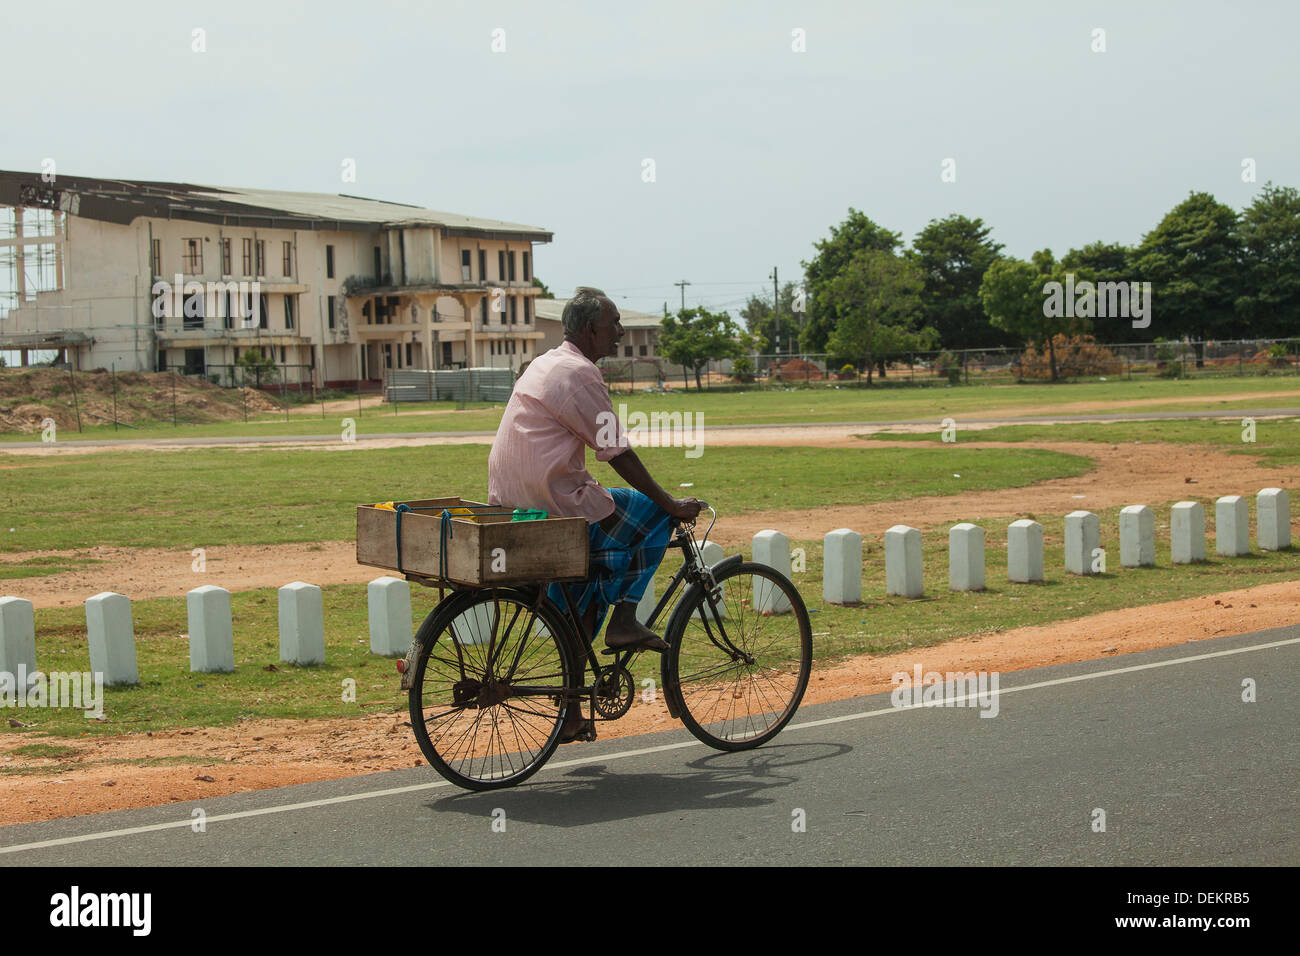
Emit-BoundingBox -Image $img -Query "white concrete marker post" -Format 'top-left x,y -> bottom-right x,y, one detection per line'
1006,520 -> 1044,583
948,523 -> 985,592
1215,496 -> 1249,558
187,585 -> 234,673
1119,505 -> 1155,568
693,538 -> 729,620
85,591 -> 139,686
884,525 -> 923,598
1064,511 -> 1100,575
694,539 -> 724,569
0,596 -> 37,691
752,530 -> 792,613
823,528 -> 863,605
1170,501 -> 1206,564
635,577 -> 656,625
278,581 -> 325,666
1257,488 -> 1291,551
368,576 -> 412,657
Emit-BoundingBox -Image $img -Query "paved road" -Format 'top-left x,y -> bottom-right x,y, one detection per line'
2,626 -> 1295,865
4,408 -> 1298,449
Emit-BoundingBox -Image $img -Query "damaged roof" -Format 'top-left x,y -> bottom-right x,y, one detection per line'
0,170 -> 552,242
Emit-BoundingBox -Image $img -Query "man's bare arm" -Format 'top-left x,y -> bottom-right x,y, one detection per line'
607,448 -> 702,522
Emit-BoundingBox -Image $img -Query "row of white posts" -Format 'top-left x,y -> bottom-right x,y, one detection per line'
0,577 -> 419,683
0,490 -> 1289,682
834,489 -> 1291,602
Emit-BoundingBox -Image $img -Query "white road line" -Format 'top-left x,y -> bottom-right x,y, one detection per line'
1,635 -> 1294,856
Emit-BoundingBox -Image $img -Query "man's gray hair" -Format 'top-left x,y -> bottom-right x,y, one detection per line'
562,287 -> 609,336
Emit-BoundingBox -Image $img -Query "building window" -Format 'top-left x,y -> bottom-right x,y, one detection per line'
221,238 -> 232,275
255,240 -> 266,277
524,297 -> 531,325
405,342 -> 413,366
508,252 -> 516,282
481,298 -> 488,324
624,345 -> 633,357
259,293 -> 269,330
328,296 -> 336,330
461,250 -> 471,282
282,241 -> 292,277
183,288 -> 205,329
523,251 -> 531,281
497,250 -> 505,282
151,238 -> 161,277
374,246 -> 382,280
478,249 -> 486,282
280,346 -> 286,364
242,238 -> 253,275
326,245 -> 335,279
182,238 -> 203,275
284,295 -> 295,330
509,297 -> 517,325
639,344 -> 648,356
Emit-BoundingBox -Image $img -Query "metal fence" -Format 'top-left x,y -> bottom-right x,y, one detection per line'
383,367 -> 515,403
636,338 -> 1300,390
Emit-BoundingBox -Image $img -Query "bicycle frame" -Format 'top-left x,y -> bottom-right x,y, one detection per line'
412,512 -> 747,716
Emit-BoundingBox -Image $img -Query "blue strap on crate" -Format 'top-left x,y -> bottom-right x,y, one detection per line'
389,503 -> 520,580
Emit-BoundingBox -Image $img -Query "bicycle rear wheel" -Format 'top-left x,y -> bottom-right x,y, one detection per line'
662,561 -> 812,750
409,588 -> 575,790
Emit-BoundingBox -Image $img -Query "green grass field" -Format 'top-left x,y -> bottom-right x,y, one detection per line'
4,375 -> 1300,442
0,444 -> 1090,553
866,418 -> 1300,467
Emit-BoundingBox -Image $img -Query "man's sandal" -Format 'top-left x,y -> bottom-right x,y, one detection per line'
601,635 -> 669,655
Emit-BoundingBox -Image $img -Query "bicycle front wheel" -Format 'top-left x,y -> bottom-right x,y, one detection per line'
409,588 -> 575,790
662,561 -> 812,750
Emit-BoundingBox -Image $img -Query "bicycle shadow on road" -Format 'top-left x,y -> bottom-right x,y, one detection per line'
423,741 -> 851,827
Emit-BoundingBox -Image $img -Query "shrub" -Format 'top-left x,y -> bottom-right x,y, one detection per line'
730,355 -> 756,383
1016,334 -> 1123,380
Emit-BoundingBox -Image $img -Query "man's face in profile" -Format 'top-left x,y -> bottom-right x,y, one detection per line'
591,298 -> 624,358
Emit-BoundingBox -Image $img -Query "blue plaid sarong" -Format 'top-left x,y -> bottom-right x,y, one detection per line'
547,488 -> 673,639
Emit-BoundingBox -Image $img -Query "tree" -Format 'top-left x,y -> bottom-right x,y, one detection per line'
1060,241 -> 1135,342
1059,241 -> 1138,343
800,209 -> 902,352
740,281 -> 801,354
979,257 -> 1093,382
823,249 -> 935,384
659,306 -> 746,390
907,214 -> 1008,350
1133,191 -> 1240,362
532,276 -> 552,298
236,348 -> 277,388
1235,182 -> 1300,338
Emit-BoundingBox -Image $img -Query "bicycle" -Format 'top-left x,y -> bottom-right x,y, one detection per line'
400,503 -> 814,791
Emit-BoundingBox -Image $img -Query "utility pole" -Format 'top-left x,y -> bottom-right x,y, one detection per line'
674,279 -> 691,312
769,267 -> 779,356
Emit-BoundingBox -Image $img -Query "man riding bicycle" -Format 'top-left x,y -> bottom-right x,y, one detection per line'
487,286 -> 702,742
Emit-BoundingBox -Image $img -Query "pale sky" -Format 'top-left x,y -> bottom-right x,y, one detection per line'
4,0 -> 1297,320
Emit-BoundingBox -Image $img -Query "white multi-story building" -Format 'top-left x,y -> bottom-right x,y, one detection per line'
0,170 -> 551,386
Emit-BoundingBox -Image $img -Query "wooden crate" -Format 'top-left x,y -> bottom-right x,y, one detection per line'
356,497 -> 589,586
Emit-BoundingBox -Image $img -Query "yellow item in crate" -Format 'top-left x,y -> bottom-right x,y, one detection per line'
374,501 -> 396,511
446,506 -> 479,523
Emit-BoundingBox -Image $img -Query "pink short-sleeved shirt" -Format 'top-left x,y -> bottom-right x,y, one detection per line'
488,340 -> 630,523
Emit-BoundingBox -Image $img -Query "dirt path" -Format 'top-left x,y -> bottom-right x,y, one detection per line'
2,578 -> 1295,827
3,438 -> 1293,609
